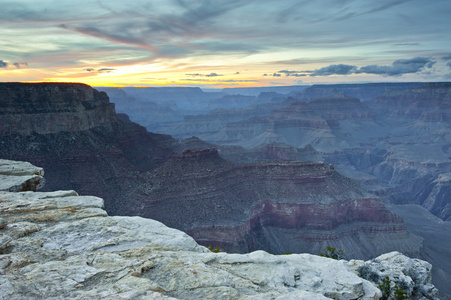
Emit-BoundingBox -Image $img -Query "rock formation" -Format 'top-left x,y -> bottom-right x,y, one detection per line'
0,159 -> 439,299
292,82 -> 423,101
0,83 -> 178,215
0,82 -> 424,257
128,148 -> 422,260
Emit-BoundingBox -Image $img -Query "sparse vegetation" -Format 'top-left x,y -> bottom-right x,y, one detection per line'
394,285 -> 409,300
378,276 -> 391,300
207,245 -> 224,253
319,246 -> 345,260
378,276 -> 409,300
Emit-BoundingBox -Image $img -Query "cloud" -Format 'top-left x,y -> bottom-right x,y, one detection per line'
13,62 -> 28,68
310,64 -> 357,76
0,59 -> 28,69
59,24 -> 158,51
86,67 -> 116,73
220,79 -> 259,83
272,73 -> 281,77
447,62 -> 451,68
443,54 -> 451,60
278,70 -> 299,76
277,70 -> 308,77
356,57 -> 435,76
186,73 -> 223,77
98,68 -> 116,73
205,73 -> 222,77
284,57 -> 437,77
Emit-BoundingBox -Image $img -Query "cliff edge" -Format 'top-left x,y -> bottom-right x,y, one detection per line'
0,159 -> 439,299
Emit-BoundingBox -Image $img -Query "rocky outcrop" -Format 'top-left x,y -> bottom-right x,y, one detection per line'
0,83 -> 178,215
293,82 -> 423,101
0,159 -> 439,299
350,251 -> 439,299
0,83 -> 116,135
368,82 -> 451,120
130,149 -> 422,260
0,160 -> 45,192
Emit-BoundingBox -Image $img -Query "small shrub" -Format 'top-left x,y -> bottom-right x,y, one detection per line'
319,246 -> 345,260
394,285 -> 409,300
207,245 -> 224,253
378,276 -> 391,300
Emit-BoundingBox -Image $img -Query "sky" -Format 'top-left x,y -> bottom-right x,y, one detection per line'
1,0 -> 451,88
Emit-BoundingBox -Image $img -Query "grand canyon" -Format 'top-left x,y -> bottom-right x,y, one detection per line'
1,82 -> 450,299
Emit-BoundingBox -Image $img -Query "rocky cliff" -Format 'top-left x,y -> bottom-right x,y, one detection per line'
0,83 -> 178,215
0,83 -> 116,135
0,159 -> 439,299
127,148 -> 422,260
293,82 -> 423,101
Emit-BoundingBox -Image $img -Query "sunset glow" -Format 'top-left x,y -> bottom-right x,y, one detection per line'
1,0 -> 450,88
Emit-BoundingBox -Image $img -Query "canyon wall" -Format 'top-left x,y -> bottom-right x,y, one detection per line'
0,159 -> 439,300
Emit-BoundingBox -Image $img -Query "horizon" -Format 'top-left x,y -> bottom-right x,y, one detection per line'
1,0 -> 450,88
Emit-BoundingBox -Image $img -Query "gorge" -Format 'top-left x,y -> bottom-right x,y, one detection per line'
0,82 -> 449,298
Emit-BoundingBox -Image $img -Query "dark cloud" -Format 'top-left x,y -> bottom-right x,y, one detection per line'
310,64 -> 357,76
59,24 -> 158,51
447,62 -> 451,68
356,57 -> 435,76
442,54 -> 451,60
234,71 -> 240,75
183,78 -> 211,82
278,70 -> 299,76
98,68 -> 116,73
220,79 -> 259,83
290,73 -> 307,77
0,60 -> 28,69
272,73 -> 281,77
86,68 -> 116,73
13,62 -> 28,68
277,70 -> 308,77
205,73 -> 222,77
186,73 -> 223,77
296,57 -> 436,77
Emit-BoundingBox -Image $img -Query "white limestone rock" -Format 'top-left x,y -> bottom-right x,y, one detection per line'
351,251 -> 439,299
0,159 -> 45,192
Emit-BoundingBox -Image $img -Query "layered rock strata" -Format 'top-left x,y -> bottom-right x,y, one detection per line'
0,159 -> 439,299
0,83 -> 178,215
133,149 -> 422,259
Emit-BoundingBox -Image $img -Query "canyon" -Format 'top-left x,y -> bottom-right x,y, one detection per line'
103,82 -> 451,298
0,159 -> 438,299
0,83 -> 418,259
1,82 -> 450,298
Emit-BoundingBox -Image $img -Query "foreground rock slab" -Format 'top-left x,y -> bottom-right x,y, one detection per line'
0,159 -> 439,299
